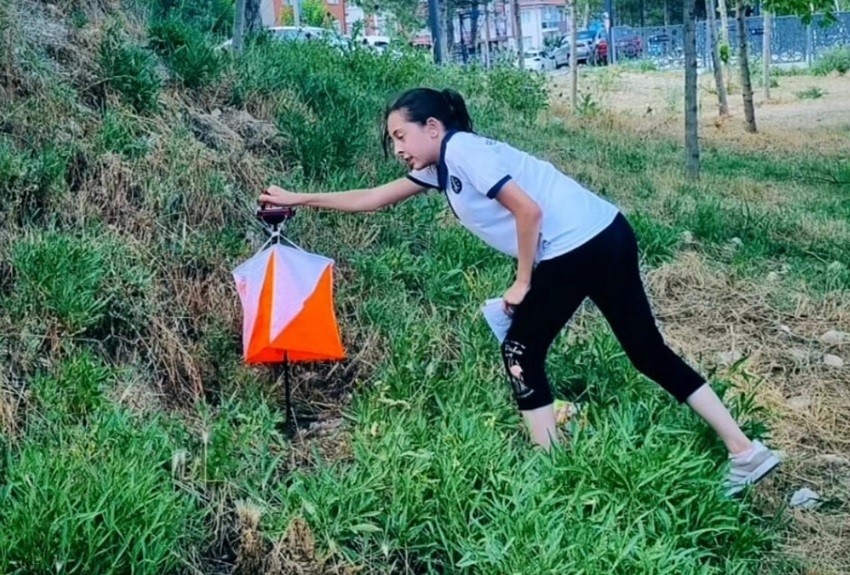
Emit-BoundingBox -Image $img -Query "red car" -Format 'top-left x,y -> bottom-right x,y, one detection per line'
592,27 -> 643,65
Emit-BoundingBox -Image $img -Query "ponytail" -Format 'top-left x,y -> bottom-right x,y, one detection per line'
440,89 -> 474,133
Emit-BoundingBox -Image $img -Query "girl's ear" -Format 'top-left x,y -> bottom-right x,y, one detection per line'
425,117 -> 441,137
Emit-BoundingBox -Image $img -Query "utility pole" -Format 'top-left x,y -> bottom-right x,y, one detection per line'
293,0 -> 301,27
483,2 -> 492,68
570,0 -> 578,112
512,0 -> 524,68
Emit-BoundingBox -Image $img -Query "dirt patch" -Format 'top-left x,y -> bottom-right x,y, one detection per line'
645,251 -> 850,574
549,68 -> 850,156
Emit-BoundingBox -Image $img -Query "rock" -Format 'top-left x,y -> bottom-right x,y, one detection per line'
767,271 -> 780,283
730,237 -> 743,248
788,348 -> 809,363
681,230 -> 695,244
716,350 -> 743,366
814,454 -> 850,466
789,487 -> 820,510
820,330 -> 849,346
786,396 -> 811,410
188,111 -> 242,151
778,324 -> 793,337
823,354 -> 844,368
221,109 -> 283,152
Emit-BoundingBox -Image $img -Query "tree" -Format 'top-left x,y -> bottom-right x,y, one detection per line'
736,0 -> 756,132
684,0 -> 699,176
735,0 -> 838,134
245,0 -> 262,33
233,0 -> 247,52
763,8 -> 772,100
705,0 -> 729,115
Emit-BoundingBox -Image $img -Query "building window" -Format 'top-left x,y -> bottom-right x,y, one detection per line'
327,0 -> 339,4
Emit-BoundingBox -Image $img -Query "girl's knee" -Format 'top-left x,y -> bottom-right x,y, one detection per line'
500,338 -> 553,410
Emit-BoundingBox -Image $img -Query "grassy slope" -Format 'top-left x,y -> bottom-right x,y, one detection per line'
1,1 -> 848,573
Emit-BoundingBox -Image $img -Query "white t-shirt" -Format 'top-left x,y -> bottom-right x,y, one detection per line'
407,131 -> 619,261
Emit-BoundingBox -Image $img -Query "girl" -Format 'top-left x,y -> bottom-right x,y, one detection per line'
259,87 -> 780,496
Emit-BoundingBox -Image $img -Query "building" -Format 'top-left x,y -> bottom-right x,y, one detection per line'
518,0 -> 568,49
453,0 -> 569,54
263,0 -> 348,33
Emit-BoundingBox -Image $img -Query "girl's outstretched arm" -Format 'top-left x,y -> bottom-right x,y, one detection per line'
260,178 -> 425,213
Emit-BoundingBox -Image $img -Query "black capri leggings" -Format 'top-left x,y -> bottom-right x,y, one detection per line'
501,212 -> 706,411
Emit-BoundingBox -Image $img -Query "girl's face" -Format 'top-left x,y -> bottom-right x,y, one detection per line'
386,109 -> 444,171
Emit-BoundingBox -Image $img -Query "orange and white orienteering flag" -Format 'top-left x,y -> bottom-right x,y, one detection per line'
232,244 -> 345,364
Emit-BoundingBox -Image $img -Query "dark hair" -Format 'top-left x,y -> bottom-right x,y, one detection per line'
381,88 -> 474,157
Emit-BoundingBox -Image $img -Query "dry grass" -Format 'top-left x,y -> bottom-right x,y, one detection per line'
645,251 -> 850,575
550,69 -> 850,157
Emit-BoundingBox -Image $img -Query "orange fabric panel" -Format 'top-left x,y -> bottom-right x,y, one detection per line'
273,265 -> 345,362
246,251 -> 277,363
244,254 -> 345,364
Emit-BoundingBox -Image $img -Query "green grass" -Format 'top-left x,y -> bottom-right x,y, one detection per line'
2,1 -> 847,573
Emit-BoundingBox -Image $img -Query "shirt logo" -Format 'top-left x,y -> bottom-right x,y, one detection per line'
449,175 -> 463,194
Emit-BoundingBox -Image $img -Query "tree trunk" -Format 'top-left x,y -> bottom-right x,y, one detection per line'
717,0 -> 730,43
441,0 -> 452,62
763,9 -> 772,99
570,0 -> 578,113
705,0 -> 729,115
717,0 -> 730,84
684,0 -> 700,178
233,0 -> 247,52
736,0 -> 757,132
512,0 -> 524,68
664,0 -> 670,26
469,4 -> 480,62
583,1 -> 589,28
245,0 -> 262,33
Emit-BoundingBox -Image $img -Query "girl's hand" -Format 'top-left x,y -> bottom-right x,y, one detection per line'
503,280 -> 530,316
259,185 -> 303,208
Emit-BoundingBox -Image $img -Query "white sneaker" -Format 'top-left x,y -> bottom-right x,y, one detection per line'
725,440 -> 781,497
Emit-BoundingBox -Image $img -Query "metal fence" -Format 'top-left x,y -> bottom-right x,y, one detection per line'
612,12 -> 850,69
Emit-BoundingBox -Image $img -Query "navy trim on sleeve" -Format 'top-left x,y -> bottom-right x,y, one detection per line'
486,175 -> 512,199
407,174 -> 438,190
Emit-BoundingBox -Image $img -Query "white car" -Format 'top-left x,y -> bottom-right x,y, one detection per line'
551,44 -> 569,68
219,26 -> 349,50
521,49 -> 556,72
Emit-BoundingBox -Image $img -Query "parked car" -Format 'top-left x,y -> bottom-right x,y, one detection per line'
553,32 -> 594,66
574,28 -> 608,65
219,26 -> 349,51
359,35 -> 391,54
612,26 -> 643,59
521,49 -> 556,72
551,43 -> 570,68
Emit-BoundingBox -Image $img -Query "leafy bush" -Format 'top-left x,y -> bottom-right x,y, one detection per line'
148,16 -> 223,88
232,41 -> 548,180
812,45 -> 850,76
100,24 -> 162,113
8,231 -> 151,338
